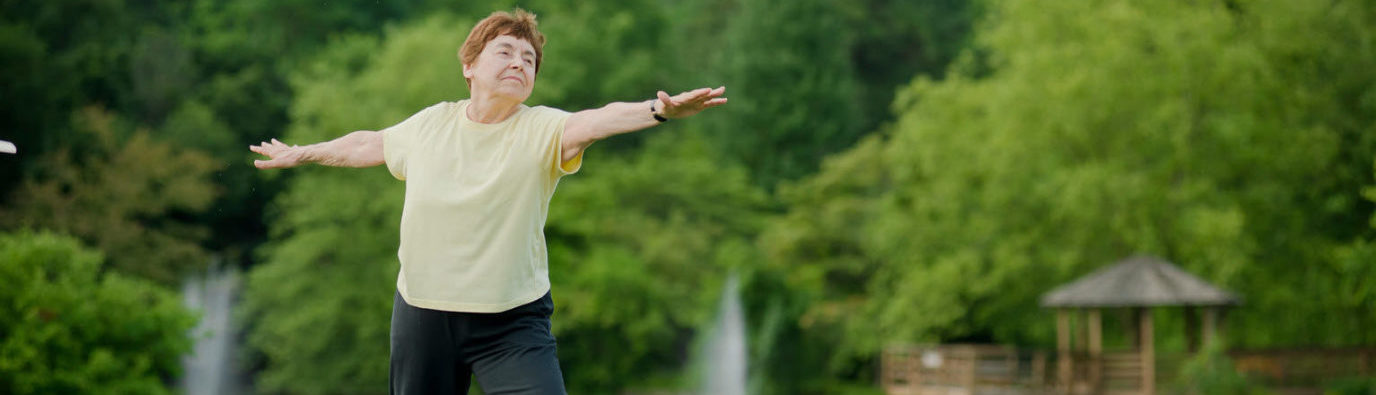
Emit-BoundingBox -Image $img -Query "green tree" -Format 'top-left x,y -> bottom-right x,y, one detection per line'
1172,342 -> 1263,395
710,0 -> 864,187
1327,158 -> 1376,346
525,0 -> 665,111
0,0 -> 161,192
0,230 -> 196,395
843,0 -> 981,140
0,107 -> 221,284
179,0 -> 450,262
686,0 -> 978,188
546,131 -> 768,392
762,0 -> 1376,386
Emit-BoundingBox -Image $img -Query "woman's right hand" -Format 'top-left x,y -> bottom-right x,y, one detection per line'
250,138 -> 306,169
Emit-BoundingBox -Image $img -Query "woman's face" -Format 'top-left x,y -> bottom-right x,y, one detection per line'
463,35 -> 537,103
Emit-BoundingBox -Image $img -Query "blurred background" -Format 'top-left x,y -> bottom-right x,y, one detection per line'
1,0 -> 1374,394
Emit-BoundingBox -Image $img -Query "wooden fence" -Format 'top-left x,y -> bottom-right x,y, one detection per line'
882,345 -> 1374,395
882,344 -> 1051,395
1229,348 -> 1375,394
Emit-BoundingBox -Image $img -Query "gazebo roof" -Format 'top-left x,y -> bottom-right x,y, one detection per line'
1040,256 -> 1240,308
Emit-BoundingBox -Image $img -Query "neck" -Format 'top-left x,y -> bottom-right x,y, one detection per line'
466,91 -> 522,124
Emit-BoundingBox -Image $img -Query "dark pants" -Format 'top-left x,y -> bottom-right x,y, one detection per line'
389,291 -> 566,395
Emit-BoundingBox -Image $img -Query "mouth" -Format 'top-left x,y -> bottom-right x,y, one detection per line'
501,76 -> 523,83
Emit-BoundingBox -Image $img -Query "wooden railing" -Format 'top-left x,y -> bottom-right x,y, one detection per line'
1228,348 -> 1375,393
1100,352 -> 1141,393
882,345 -> 1373,395
882,344 -> 1052,395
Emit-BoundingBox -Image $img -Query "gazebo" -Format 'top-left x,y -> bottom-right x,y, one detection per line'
1040,256 -> 1240,394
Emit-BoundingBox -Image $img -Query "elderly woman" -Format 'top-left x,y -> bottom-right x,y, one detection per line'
249,9 -> 725,395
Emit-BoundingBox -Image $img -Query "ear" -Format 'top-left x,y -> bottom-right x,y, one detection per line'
462,62 -> 474,79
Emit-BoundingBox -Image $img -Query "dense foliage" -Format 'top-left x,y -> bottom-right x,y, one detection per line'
0,107 -> 221,284
762,0 -> 1376,373
0,231 -> 196,395
2,0 -> 1372,393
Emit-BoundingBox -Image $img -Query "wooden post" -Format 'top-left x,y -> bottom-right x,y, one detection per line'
1058,308 -> 1071,394
1202,307 -> 1218,348
1073,309 -> 1087,393
1140,307 -> 1155,395
1033,351 -> 1047,388
1006,347 -> 1017,391
1075,308 -> 1088,352
1089,308 -> 1102,393
964,347 -> 977,393
912,349 -> 923,392
1184,305 -> 1199,352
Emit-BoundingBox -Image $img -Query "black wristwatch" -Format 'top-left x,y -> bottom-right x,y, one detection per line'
652,101 -> 668,123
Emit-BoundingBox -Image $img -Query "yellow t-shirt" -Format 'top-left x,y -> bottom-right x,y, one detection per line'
382,100 -> 581,312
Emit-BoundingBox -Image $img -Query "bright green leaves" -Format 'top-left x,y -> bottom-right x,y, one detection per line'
0,231 -> 196,395
763,0 -> 1376,369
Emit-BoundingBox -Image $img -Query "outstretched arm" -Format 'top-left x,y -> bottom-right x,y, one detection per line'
249,130 -> 384,169
561,86 -> 727,163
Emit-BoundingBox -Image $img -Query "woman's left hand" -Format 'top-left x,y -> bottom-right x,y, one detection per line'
656,86 -> 728,120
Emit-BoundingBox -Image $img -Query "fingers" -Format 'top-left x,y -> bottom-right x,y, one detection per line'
698,86 -> 725,98
657,90 -> 673,108
250,139 -> 289,152
658,86 -> 728,119
682,86 -> 726,104
250,143 -> 274,157
682,87 -> 726,108
255,157 -> 296,169
665,87 -> 726,106
674,87 -> 712,102
250,139 -> 291,169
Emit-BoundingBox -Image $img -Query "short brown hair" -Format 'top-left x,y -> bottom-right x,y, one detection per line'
459,9 -> 546,84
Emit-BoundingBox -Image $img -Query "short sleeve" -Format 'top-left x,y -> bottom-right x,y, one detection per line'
529,106 -> 579,176
383,103 -> 443,180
